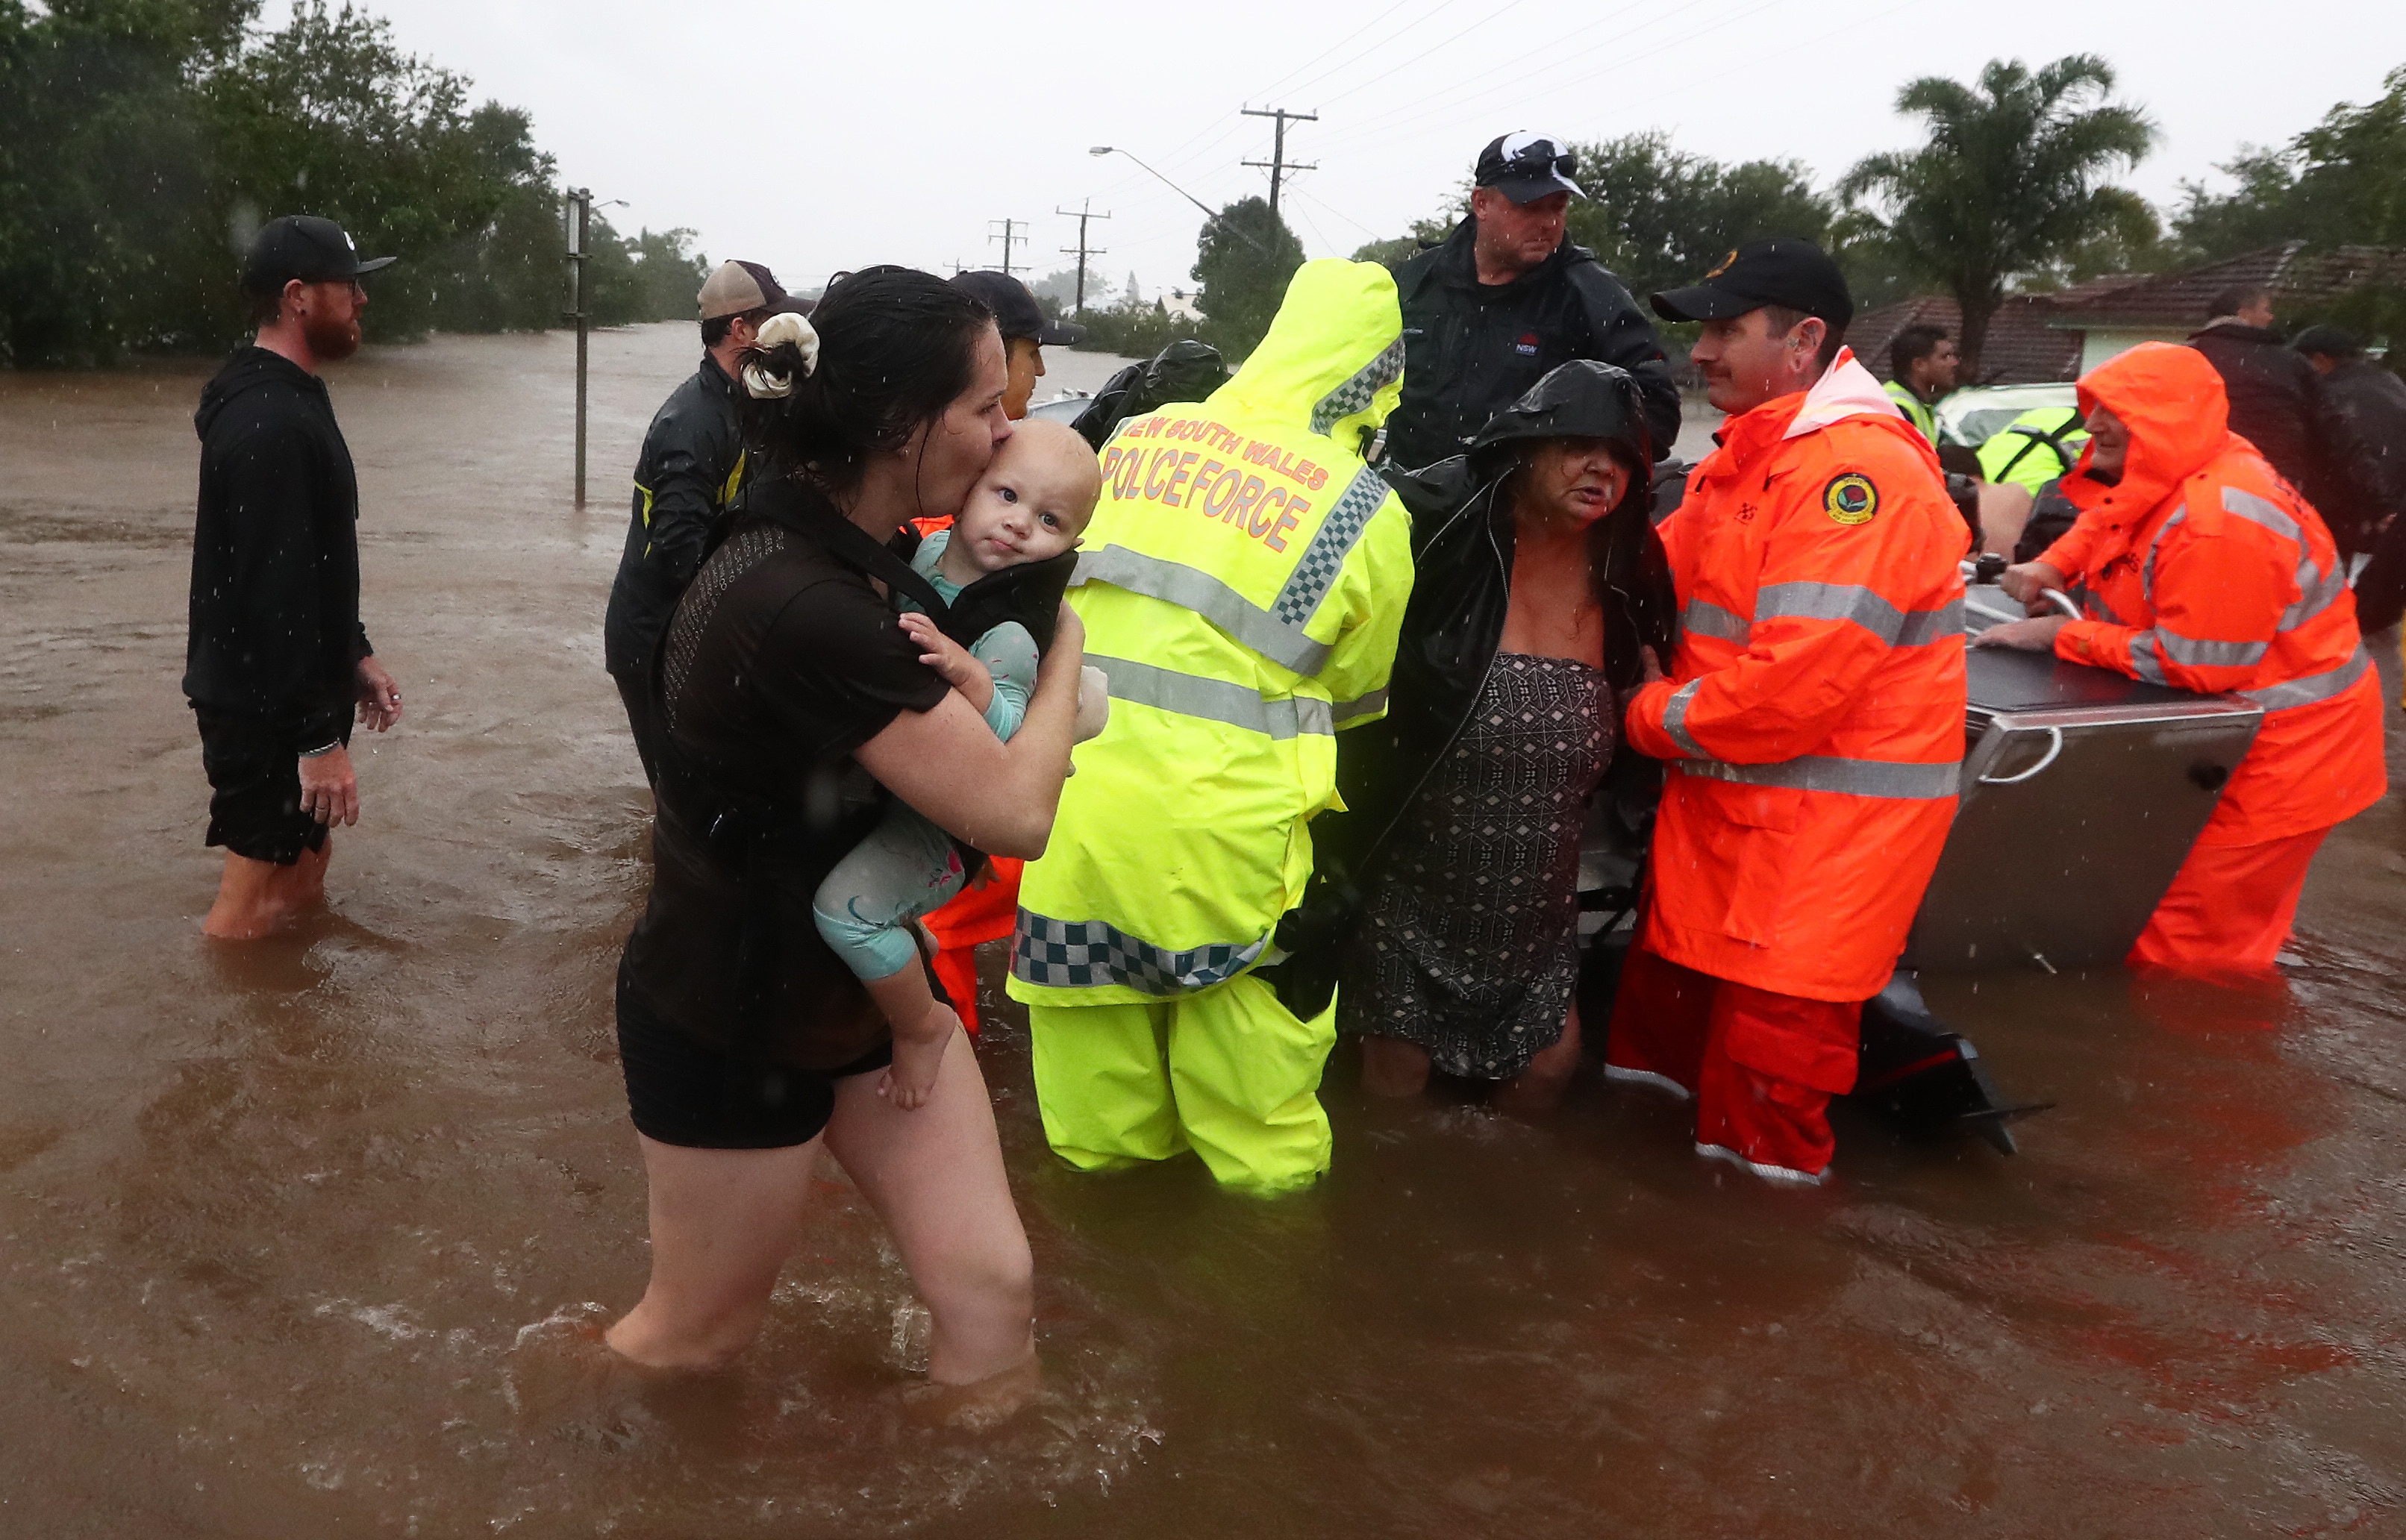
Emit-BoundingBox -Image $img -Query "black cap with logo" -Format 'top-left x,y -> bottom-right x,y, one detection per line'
1650,236 -> 1853,329
1474,131 -> 1585,204
949,271 -> 1086,347
240,215 -> 396,297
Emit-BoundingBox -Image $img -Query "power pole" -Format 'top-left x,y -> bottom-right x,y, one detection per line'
1055,200 -> 1111,315
563,187 -> 592,507
987,218 -> 1027,277
1241,105 -> 1319,219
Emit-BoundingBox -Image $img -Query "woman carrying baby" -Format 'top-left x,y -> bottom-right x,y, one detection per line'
602,267 -> 1086,1411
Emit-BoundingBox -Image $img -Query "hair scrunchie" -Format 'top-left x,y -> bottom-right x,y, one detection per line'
742,310 -> 820,399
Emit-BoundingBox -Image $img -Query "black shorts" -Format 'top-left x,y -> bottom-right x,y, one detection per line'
615,962 -> 893,1149
197,710 -> 348,866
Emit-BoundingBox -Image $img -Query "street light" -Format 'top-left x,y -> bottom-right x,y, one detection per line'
563,191 -> 627,507
1090,145 -> 1267,256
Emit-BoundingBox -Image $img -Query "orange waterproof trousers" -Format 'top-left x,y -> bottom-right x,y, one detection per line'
2128,827 -> 2329,974
1604,941 -> 1863,1186
922,857 -> 1022,1035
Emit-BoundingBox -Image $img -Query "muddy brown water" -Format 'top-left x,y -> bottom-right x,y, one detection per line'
3,324 -> 2404,1538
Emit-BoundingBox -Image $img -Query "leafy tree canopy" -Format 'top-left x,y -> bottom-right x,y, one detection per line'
1191,196 -> 1305,360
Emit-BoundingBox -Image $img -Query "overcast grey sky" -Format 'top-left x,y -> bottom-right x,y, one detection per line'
300,0 -> 2405,297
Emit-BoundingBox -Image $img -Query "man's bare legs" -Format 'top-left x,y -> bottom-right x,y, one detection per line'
1359,1036 -> 1434,1098
607,1026 -> 1035,1402
201,839 -> 333,939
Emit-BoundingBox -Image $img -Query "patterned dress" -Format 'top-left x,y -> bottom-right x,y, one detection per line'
1343,652 -> 1613,1079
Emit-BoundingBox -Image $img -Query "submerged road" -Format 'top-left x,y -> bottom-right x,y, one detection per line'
1,323 -> 2402,1537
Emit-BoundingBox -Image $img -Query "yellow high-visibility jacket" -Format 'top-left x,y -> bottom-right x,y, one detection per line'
1009,260 -> 1415,1008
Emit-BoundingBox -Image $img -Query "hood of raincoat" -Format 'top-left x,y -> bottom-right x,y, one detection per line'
1208,258 -> 1405,448
193,345 -> 323,440
2065,341 -> 2234,525
1463,357 -> 1655,473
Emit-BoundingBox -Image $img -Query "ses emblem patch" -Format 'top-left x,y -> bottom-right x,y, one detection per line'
1823,472 -> 1879,525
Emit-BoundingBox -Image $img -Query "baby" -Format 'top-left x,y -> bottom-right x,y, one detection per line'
813,417 -> 1108,1109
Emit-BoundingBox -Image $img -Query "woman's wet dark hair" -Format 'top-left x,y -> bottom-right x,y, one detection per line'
1502,437 -> 1675,695
737,265 -> 995,495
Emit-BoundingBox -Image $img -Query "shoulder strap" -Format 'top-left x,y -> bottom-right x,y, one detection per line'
746,477 -> 951,618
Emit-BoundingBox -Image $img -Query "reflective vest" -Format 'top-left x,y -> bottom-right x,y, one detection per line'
2040,342 -> 2386,845
1009,260 -> 1415,1007
1884,379 -> 1938,444
1976,405 -> 2088,495
1625,350 -> 1968,1003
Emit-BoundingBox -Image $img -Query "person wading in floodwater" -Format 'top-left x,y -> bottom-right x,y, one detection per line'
184,215 -> 405,939
597,268 -> 1085,1417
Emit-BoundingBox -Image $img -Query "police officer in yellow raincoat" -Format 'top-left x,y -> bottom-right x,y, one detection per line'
1007,259 -> 1415,1192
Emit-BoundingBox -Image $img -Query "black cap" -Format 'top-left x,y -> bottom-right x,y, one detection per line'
240,215 -> 395,296
1473,132 -> 1584,204
949,271 -> 1085,347
2290,323 -> 2363,360
1651,237 -> 1852,329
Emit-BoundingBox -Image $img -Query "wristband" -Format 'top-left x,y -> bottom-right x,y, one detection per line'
299,741 -> 342,760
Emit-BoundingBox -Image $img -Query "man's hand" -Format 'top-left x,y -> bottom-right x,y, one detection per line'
1073,665 -> 1111,743
899,612 -> 994,710
1999,560 -> 2067,616
1618,645 -> 1666,713
1971,615 -> 2071,653
355,656 -> 403,732
299,745 -> 360,827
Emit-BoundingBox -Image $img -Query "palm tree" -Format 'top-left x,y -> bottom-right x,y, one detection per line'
1840,56 -> 2155,381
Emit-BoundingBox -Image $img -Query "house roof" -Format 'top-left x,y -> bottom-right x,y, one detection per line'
1851,294 -> 2084,387
2043,242 -> 2308,328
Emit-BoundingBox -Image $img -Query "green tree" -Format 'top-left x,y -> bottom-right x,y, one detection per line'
1191,196 -> 1304,360
2172,65 -> 2406,257
1563,133 -> 1834,302
1839,54 -> 2156,379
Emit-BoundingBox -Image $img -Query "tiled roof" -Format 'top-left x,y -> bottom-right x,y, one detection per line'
1851,294 -> 2084,386
2043,242 -> 2308,327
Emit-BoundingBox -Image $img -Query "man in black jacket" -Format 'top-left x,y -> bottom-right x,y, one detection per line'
1382,132 -> 1681,472
186,215 -> 404,939
2189,284 -> 2322,497
602,260 -> 803,781
2295,324 -> 2406,562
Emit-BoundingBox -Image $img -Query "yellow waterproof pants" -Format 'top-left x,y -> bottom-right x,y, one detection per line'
1027,974 -> 1337,1194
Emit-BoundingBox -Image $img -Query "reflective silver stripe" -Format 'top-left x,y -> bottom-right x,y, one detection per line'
1894,598 -> 1966,645
1310,336 -> 1407,436
2222,486 -> 2301,542
1330,686 -> 1389,726
2141,506 -> 2187,605
2152,628 -> 2268,669
1087,653 -> 1331,739
1676,754 -> 1960,800
1660,678 -> 1705,757
2243,645 -> 2372,712
1686,587 -> 1962,645
1680,598 -> 1750,643
1272,464 -> 1389,627
2126,632 -> 2169,685
2077,584 -> 2126,625
2281,559 -> 2347,630
1071,545 -> 1330,675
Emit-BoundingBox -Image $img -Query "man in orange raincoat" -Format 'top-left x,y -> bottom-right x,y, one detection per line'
1611,239 -> 1968,1186
1978,342 -> 2386,972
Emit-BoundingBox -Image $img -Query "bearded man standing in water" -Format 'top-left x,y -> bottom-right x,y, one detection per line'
184,216 -> 404,938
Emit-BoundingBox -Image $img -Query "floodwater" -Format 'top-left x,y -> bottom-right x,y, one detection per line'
3,322 -> 2405,1538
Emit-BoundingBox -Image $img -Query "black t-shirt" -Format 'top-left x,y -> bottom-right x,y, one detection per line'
620,501 -> 950,1069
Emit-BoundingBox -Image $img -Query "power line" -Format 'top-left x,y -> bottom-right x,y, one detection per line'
1240,106 -> 1319,219
1055,201 -> 1112,315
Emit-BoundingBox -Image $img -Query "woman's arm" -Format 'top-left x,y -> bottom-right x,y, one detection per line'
854,607 -> 1084,859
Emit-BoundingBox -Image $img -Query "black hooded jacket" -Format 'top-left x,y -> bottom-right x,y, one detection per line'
184,346 -> 371,752
2313,357 -> 2406,558
1260,362 -> 1675,1015
1383,219 -> 1682,472
2189,322 -> 2322,495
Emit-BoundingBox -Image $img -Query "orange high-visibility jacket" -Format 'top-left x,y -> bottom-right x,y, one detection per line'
1624,350 -> 1969,1003
2040,342 -> 2386,846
